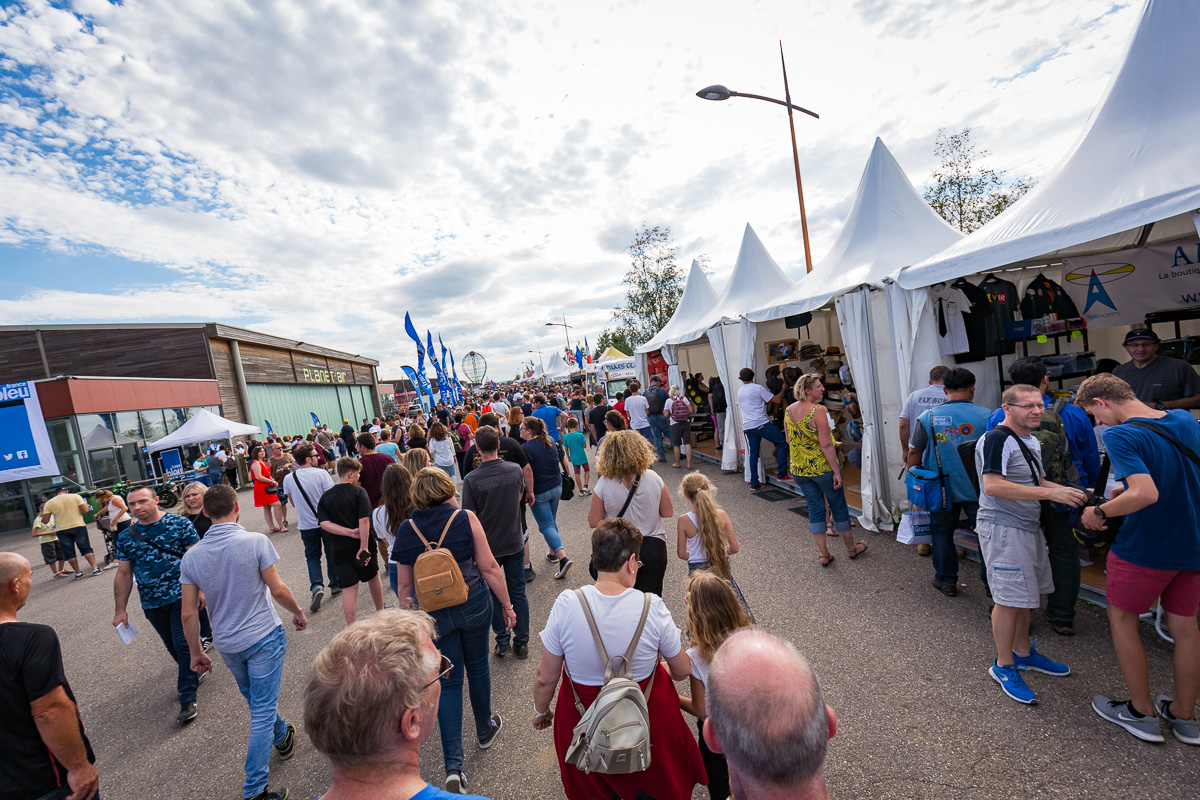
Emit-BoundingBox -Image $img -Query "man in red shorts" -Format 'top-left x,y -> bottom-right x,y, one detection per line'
1078,373 -> 1200,745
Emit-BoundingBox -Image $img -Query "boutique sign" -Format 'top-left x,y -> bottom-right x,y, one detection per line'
0,381 -> 58,483
1061,237 -> 1200,328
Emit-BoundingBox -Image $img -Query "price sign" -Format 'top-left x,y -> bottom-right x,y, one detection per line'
1036,335 -> 1048,343
1071,330 -> 1083,339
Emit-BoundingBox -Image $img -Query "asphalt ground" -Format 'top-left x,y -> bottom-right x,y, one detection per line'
5,456 -> 1195,800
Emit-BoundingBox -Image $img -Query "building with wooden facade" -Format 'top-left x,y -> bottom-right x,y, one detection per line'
0,323 -> 381,535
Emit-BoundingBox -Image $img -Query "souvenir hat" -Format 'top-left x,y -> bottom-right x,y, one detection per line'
825,345 -> 844,358
799,341 -> 824,360
847,419 -> 863,442
843,392 -> 861,419
839,364 -> 854,388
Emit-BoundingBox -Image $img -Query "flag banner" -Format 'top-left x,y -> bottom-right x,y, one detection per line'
575,346 -> 584,369
1061,238 -> 1200,328
438,334 -> 460,405
403,313 -> 437,409
310,412 -> 321,427
264,419 -> 274,436
0,381 -> 57,483
400,366 -> 429,411
427,330 -> 448,403
449,349 -> 463,404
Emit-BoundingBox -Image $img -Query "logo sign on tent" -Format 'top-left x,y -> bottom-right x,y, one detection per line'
1061,238 -> 1200,328
0,381 -> 58,483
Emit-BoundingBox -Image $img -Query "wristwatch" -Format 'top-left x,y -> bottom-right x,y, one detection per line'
1156,401 -> 1166,410
1094,504 -> 1108,521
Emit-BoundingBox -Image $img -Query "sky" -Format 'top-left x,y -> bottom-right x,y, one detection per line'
0,0 -> 1140,381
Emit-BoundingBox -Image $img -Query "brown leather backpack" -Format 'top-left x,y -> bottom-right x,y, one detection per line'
411,509 -> 470,611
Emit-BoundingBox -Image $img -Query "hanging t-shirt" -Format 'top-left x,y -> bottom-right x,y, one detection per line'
1020,273 -> 1079,320
976,275 -> 1019,357
949,279 -> 994,363
929,284 -> 971,356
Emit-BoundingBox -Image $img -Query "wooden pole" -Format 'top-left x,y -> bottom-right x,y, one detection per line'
780,42 -> 813,273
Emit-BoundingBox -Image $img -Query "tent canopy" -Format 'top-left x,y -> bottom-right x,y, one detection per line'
636,259 -> 721,354
596,345 -> 629,361
660,225 -> 795,346
148,408 -> 262,453
82,424 -> 139,450
899,0 -> 1200,288
747,138 -> 963,321
543,351 -> 572,380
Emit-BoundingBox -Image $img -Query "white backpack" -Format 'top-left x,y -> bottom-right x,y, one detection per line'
563,589 -> 655,775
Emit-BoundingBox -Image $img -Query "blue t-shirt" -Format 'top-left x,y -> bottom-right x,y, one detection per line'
115,513 -> 200,609
985,393 -> 1101,487
523,439 -> 564,494
1102,410 -> 1200,571
391,504 -> 483,590
318,784 -> 492,800
914,400 -> 992,503
563,431 -> 588,465
376,442 -> 399,460
532,404 -> 563,441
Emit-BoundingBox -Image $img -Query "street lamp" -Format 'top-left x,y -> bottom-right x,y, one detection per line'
527,348 -> 545,372
545,315 -> 573,354
696,42 -> 819,272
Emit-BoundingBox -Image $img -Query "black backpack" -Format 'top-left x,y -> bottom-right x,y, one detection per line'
646,387 -> 666,415
709,378 -> 727,413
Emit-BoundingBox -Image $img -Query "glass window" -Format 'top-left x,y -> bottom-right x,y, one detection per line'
114,411 -> 142,440
47,418 -> 77,454
165,407 -> 190,434
87,449 -> 122,487
139,410 -> 167,442
76,412 -> 115,449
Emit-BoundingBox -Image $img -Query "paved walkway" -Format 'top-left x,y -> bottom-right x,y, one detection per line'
5,460 -> 1194,799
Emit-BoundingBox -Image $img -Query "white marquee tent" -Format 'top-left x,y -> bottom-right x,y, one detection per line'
899,0 -> 1200,289
148,408 -> 262,453
635,258 -> 720,390
542,351 -> 573,381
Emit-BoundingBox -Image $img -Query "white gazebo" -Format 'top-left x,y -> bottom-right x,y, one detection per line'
148,408 -> 262,453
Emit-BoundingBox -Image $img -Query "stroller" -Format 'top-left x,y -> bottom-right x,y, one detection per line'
93,510 -> 120,568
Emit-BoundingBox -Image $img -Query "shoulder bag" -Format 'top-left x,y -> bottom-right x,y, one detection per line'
410,509 -> 470,611
126,526 -> 186,560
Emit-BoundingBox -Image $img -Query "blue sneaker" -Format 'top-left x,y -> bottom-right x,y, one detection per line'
1013,643 -> 1070,676
990,661 -> 1037,705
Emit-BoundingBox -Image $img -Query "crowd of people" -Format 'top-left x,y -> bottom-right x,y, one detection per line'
4,340 -> 1199,800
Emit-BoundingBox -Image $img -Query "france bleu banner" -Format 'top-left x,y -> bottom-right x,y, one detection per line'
400,366 -> 429,411
403,313 -> 436,409
427,330 -> 448,402
0,381 -> 57,483
449,349 -> 462,403
439,335 -> 459,405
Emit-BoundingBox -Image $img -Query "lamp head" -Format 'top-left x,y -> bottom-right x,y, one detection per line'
697,85 -> 732,101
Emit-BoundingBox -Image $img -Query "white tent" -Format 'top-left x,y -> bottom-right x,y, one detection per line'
543,351 -> 572,381
737,138 -> 962,530
82,424 -> 139,450
148,408 -> 262,453
899,0 -> 1200,289
635,258 -> 721,389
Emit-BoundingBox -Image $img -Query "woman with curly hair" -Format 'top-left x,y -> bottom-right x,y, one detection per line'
587,429 -> 672,596
406,423 -> 428,453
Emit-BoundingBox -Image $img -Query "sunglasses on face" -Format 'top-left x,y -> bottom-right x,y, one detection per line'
421,654 -> 453,692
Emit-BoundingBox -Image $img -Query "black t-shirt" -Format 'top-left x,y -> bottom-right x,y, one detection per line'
184,512 -> 212,538
0,622 -> 95,800
523,439 -> 564,494
462,436 -> 530,479
708,376 -> 727,413
408,437 -> 428,452
521,402 -> 533,417
588,404 -> 611,436
435,409 -> 451,426
317,483 -> 374,561
976,275 -> 1019,357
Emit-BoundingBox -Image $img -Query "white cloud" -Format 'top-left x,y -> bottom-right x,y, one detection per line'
0,0 -> 1140,379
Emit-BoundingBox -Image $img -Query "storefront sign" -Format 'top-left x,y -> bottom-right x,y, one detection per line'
301,367 -> 347,384
0,381 -> 58,482
1061,238 -> 1200,328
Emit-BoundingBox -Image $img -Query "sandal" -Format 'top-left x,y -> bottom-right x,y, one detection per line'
848,541 -> 868,559
819,554 -> 835,567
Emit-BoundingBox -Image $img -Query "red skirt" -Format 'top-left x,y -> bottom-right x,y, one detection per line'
553,664 -> 707,800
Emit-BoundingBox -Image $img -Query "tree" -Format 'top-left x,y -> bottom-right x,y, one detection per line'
607,224 -> 687,350
923,128 -> 1033,234
596,327 -> 637,357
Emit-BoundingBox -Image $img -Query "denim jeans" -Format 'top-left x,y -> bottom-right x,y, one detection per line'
300,527 -> 340,593
491,550 -> 529,647
648,414 -> 671,459
929,501 -> 978,586
530,484 -> 563,553
431,583 -> 494,774
745,422 -> 789,487
219,625 -> 289,799
795,472 -> 850,534
388,561 -> 398,598
438,462 -> 456,480
142,600 -> 199,704
1043,509 -> 1081,622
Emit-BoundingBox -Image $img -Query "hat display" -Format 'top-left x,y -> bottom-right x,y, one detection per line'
839,364 -> 854,388
825,346 -> 844,358
799,341 -> 824,360
846,419 -> 863,443
843,392 -> 861,419
1123,328 -> 1159,344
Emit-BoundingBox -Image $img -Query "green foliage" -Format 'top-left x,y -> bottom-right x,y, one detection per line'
923,128 -> 1033,234
596,327 -> 637,357
607,223 -> 686,350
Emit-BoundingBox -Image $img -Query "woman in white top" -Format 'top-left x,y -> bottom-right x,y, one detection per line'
532,518 -> 704,800
373,463 -> 413,601
587,430 -> 673,596
427,421 -> 457,481
675,472 -> 752,620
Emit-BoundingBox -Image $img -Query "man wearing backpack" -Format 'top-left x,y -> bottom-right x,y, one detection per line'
1076,374 -> 1200,745
985,357 -> 1101,635
644,375 -> 671,462
905,368 -> 991,597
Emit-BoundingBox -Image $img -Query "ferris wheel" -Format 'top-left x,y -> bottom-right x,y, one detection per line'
462,351 -> 487,384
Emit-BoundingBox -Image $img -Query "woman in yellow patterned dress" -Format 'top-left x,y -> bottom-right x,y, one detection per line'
785,373 -> 867,566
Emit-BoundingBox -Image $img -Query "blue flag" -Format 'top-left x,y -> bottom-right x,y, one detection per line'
427,330 -> 449,403
449,349 -> 462,404
575,346 -> 584,369
400,366 -> 429,412
264,419 -> 274,436
403,313 -> 436,410
438,335 -> 458,405
310,412 -> 321,428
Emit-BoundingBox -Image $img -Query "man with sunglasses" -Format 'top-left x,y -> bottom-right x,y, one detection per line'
975,385 -> 1087,706
304,611 -> 493,799
1113,328 -> 1200,410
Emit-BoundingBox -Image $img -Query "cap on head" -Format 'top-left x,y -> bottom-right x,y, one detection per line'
1123,328 -> 1159,344
650,375 -> 661,384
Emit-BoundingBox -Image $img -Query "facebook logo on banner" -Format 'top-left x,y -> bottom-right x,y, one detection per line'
0,396 -> 41,470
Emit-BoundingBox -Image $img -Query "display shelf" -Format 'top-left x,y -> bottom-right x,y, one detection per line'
1145,305 -> 1200,339
996,322 -> 1091,390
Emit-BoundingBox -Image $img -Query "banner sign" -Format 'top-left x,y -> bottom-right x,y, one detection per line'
427,330 -> 447,403
1061,238 -> 1200,328
400,366 -> 429,411
438,335 -> 460,405
403,313 -> 436,409
0,381 -> 58,482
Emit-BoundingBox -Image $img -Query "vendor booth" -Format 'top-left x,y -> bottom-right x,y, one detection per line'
742,137 -> 963,530
147,408 -> 262,480
897,0 -> 1200,602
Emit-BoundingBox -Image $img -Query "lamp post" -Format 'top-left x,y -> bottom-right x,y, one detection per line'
527,347 -> 545,372
545,315 -> 573,356
696,42 -> 818,272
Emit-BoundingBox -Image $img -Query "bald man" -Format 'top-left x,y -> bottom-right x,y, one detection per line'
0,553 -> 99,800
704,629 -> 835,800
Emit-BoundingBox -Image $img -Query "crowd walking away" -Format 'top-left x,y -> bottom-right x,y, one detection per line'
5,372 -> 1199,800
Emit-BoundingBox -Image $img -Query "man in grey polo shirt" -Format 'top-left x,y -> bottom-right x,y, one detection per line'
461,425 -> 530,660
975,384 -> 1085,707
181,485 -> 308,800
